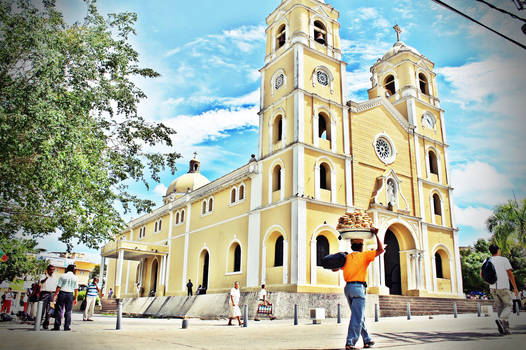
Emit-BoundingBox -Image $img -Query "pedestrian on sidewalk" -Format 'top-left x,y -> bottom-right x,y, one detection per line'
333,227 -> 383,350
53,264 -> 79,331
39,264 -> 58,329
254,284 -> 275,321
107,288 -> 113,299
83,277 -> 100,321
227,281 -> 243,326
1,288 -> 14,314
482,244 -> 519,335
186,279 -> 193,296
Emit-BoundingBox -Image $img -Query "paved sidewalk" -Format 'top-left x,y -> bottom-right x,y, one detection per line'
0,312 -> 525,349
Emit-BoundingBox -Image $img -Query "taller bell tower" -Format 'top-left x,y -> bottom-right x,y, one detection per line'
257,0 -> 353,287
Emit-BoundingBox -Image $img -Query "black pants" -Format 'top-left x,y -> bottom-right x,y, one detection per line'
40,292 -> 52,327
512,299 -> 521,313
187,288 -> 192,296
54,291 -> 73,330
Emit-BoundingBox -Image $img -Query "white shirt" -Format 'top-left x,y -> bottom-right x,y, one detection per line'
258,288 -> 267,301
4,292 -> 13,301
40,272 -> 58,292
56,271 -> 79,293
230,287 -> 240,305
490,256 -> 512,290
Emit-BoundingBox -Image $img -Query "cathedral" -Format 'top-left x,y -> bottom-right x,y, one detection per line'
101,0 -> 463,299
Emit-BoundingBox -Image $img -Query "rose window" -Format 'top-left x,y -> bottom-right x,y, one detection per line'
317,70 -> 329,86
275,74 -> 284,90
375,138 -> 391,160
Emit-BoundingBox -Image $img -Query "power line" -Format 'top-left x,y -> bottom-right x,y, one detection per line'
475,0 -> 526,23
430,0 -> 526,50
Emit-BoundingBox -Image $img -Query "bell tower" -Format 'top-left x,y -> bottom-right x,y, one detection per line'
257,0 -> 353,287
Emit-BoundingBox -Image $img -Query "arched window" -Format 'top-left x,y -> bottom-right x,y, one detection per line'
202,201 -> 207,215
418,73 -> 428,94
274,236 -> 284,267
435,252 -> 443,278
314,20 -> 327,45
273,115 -> 283,143
384,75 -> 395,96
318,113 -> 330,140
433,193 -> 442,216
319,163 -> 330,190
273,165 -> 281,191
175,212 -> 180,224
208,198 -> 214,212
239,185 -> 245,200
234,244 -> 241,272
276,24 -> 286,49
429,151 -> 438,175
316,235 -> 330,266
181,210 -> 184,222
231,188 -> 237,204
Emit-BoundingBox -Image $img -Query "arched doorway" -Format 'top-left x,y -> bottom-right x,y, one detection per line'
150,259 -> 158,295
200,250 -> 209,290
384,230 -> 401,295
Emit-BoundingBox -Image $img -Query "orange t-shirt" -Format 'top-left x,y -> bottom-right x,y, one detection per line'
342,250 -> 377,282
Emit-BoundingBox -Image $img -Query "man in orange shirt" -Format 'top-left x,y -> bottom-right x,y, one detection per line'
334,228 -> 384,349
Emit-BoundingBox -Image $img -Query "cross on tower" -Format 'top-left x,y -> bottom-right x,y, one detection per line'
193,152 -> 198,160
393,24 -> 402,42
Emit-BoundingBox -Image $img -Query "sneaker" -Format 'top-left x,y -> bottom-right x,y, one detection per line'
51,327 -> 60,331
64,327 -> 71,331
87,319 -> 94,321
495,319 -> 505,335
502,320 -> 511,335
364,341 -> 375,348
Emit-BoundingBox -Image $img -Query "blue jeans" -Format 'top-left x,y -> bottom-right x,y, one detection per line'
344,282 -> 372,346
54,291 -> 74,330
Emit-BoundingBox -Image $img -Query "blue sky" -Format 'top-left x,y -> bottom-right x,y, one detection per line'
40,0 -> 526,260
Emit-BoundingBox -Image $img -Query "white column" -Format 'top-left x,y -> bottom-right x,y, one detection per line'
310,239 -> 317,285
330,118 -> 336,153
331,168 -> 337,203
343,108 -> 350,155
294,91 -> 305,142
283,239 -> 289,284
406,253 -> 413,290
294,45 -> 304,89
246,212 -> 261,287
100,256 -> 106,296
314,164 -> 320,199
261,246 -> 267,284
313,113 -> 319,147
165,208 -> 174,291
421,223 -> 432,292
258,113 -> 264,159
290,199 -> 306,285
431,255 -> 437,292
115,250 -> 124,288
125,261 -> 130,295
268,123 -> 273,155
449,254 -> 456,294
181,203 -> 191,291
453,230 -> 462,294
345,158 -> 353,207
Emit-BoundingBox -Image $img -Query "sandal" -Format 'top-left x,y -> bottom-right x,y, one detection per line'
364,341 -> 375,348
345,346 -> 359,350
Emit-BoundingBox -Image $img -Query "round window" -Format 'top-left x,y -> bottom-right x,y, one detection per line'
275,73 -> 284,90
317,70 -> 329,86
375,137 -> 392,160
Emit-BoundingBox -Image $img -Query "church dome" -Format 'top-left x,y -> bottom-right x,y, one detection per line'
165,157 -> 209,199
382,41 -> 421,60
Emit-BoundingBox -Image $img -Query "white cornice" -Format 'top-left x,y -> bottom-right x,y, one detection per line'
259,87 -> 346,116
415,133 -> 449,148
350,97 -> 412,133
419,178 -> 451,190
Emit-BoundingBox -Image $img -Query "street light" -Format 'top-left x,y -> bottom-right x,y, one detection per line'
513,0 -> 526,10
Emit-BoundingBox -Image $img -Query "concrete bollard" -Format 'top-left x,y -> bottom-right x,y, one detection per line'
182,319 -> 188,329
294,304 -> 298,325
116,299 -> 122,330
453,302 -> 458,318
243,304 -> 248,328
477,303 -> 481,317
407,302 -> 411,320
33,301 -> 43,331
337,304 -> 341,324
374,303 -> 379,322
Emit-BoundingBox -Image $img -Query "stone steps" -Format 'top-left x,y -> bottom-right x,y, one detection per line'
378,295 -> 493,317
99,299 -> 118,314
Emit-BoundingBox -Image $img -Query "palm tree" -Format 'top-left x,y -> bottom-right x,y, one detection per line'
487,199 -> 526,254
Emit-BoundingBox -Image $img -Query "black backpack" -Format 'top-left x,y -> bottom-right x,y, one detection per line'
481,257 -> 497,285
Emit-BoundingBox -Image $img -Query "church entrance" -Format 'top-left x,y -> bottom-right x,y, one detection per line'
200,250 -> 209,290
150,259 -> 158,295
384,230 -> 402,295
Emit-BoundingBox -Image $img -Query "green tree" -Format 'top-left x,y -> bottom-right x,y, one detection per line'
90,264 -> 100,279
460,239 -> 490,293
0,238 -> 47,282
0,0 -> 179,250
487,199 -> 526,253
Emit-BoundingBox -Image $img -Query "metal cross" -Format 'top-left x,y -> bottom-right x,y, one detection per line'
193,151 -> 198,159
393,24 -> 402,41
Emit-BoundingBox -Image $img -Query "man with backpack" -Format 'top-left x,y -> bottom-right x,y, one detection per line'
481,244 -> 519,335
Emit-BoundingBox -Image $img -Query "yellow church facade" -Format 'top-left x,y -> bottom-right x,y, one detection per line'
101,0 -> 463,300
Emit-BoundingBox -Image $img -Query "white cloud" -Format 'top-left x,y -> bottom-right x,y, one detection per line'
154,183 -> 167,196
162,89 -> 259,108
454,205 -> 493,231
451,161 -> 513,206
164,47 -> 181,57
346,70 -> 372,101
